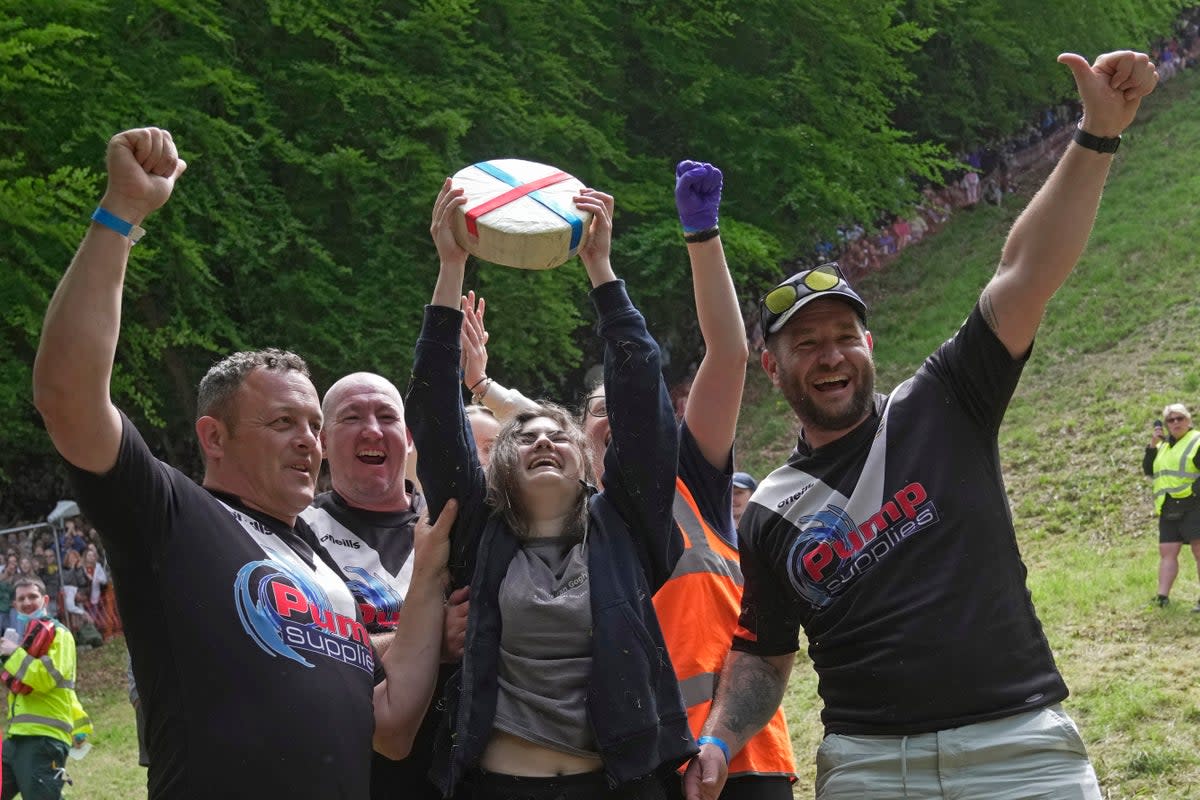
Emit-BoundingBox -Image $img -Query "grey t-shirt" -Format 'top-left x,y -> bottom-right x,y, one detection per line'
494,536 -> 596,757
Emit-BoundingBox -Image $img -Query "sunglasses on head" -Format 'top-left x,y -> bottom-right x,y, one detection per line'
760,263 -> 861,333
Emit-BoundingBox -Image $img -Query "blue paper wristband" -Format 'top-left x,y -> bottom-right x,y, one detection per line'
91,207 -> 146,244
697,735 -> 730,764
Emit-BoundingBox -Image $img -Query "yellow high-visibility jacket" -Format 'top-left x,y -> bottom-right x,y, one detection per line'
1152,428 -> 1200,515
3,620 -> 88,746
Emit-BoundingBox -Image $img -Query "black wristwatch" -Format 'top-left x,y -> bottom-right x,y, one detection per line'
1073,126 -> 1121,154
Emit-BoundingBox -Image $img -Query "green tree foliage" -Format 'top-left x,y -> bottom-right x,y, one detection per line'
895,0 -> 1185,147
0,0 -> 1186,519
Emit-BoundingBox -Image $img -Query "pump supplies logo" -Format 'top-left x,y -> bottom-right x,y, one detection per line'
342,566 -> 404,629
785,482 -> 940,609
234,558 -> 374,673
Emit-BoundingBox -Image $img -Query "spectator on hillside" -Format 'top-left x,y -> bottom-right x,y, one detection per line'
79,548 -> 115,640
814,239 -> 836,263
59,549 -> 102,648
1143,403 -> 1200,609
920,187 -> 950,227
64,519 -> 87,554
81,525 -> 106,563
81,548 -> 105,606
37,551 -> 61,617
1,576 -> 91,800
731,472 -> 757,528
33,126 -> 451,798
58,546 -> 100,647
839,238 -> 870,281
0,562 -> 14,633
983,177 -> 1005,206
961,168 -> 981,208
890,216 -> 911,250
670,377 -> 695,420
907,211 -> 929,244
684,49 -> 1158,800
1157,41 -> 1178,80
877,228 -> 896,256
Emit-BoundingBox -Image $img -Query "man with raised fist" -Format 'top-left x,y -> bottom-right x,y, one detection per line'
32,128 -> 449,800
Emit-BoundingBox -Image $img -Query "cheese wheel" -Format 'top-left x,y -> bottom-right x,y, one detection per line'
450,159 -> 591,270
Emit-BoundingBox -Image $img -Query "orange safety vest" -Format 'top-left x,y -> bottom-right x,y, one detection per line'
653,477 -> 796,781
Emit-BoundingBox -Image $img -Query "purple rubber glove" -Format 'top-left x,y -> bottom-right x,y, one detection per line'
675,160 -> 723,233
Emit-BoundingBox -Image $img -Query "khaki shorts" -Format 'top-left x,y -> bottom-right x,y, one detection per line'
815,705 -> 1100,799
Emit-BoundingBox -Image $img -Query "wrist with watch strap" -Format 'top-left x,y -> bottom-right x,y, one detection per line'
1073,123 -> 1121,154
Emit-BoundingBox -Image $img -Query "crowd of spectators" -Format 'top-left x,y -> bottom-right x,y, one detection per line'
0,515 -> 117,648
1154,7 -> 1200,80
798,20 -> 1200,293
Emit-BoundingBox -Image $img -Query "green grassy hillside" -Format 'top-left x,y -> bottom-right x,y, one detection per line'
57,67 -> 1200,800
739,68 -> 1200,798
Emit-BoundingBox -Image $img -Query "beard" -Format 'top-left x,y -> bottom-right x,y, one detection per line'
779,360 -> 877,435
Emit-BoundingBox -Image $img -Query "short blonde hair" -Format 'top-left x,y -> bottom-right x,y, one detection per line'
1162,403 -> 1192,424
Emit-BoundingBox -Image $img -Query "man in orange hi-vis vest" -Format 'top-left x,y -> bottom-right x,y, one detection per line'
647,161 -> 795,800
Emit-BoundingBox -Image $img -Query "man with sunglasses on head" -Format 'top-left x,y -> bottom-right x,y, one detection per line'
684,50 -> 1159,800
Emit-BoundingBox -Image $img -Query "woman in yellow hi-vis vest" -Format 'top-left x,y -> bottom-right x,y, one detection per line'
1143,403 -> 1200,609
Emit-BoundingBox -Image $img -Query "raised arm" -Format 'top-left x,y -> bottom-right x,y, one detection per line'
577,190 -> 681,586
33,128 -> 187,473
408,181 -> 489,585
675,161 -> 748,468
981,50 -> 1158,357
1143,420 -> 1162,477
573,188 -> 619,288
459,291 -> 538,422
374,500 -> 454,758
430,179 -> 469,309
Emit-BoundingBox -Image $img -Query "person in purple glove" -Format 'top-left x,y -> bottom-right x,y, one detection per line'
655,161 -> 798,800
675,159 -> 724,242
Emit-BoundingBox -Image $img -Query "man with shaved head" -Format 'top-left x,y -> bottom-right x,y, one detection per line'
302,371 -> 466,800
303,372 -> 424,649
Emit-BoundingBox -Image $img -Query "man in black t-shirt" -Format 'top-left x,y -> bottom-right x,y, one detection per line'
32,127 -> 450,800
684,51 -> 1159,800
301,371 -> 468,800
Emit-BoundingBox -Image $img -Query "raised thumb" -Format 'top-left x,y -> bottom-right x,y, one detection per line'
1056,52 -> 1093,85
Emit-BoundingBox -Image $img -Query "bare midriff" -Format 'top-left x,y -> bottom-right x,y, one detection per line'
480,729 -> 603,777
